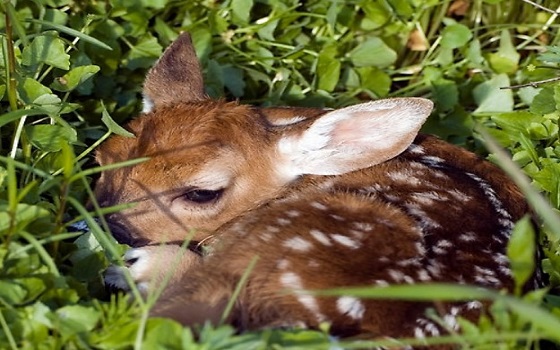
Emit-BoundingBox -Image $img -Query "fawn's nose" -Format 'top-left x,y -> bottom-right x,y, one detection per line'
106,216 -> 149,247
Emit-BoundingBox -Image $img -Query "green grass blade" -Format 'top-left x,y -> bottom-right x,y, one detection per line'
25,19 -> 113,51
0,108 -> 48,128
68,157 -> 150,182
310,283 -> 497,300
5,2 -> 28,46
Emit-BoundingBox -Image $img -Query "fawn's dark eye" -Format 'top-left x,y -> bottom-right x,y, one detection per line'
183,189 -> 223,204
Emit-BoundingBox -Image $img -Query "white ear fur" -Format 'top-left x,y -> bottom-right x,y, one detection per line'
277,98 -> 433,176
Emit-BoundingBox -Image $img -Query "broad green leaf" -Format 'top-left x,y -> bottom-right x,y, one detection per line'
126,35 -> 163,70
538,45 -> 560,63
530,87 -> 555,115
436,47 -> 454,66
431,78 -> 458,111
0,280 -> 27,304
54,305 -> 101,336
21,34 -> 70,70
101,106 -> 135,138
440,24 -> 472,49
33,93 -> 62,106
18,78 -> 52,104
466,39 -> 484,65
349,37 -> 397,68
356,67 -> 391,97
24,124 -> 77,152
391,0 -> 413,16
491,112 -> 540,134
488,30 -> 520,74
0,203 -> 51,232
473,74 -> 513,114
51,65 -> 100,92
507,216 -> 536,293
191,27 -> 213,61
223,65 -> 246,97
17,277 -> 48,303
360,1 -> 390,30
528,120 -> 558,140
317,45 -> 341,92
140,0 -> 167,9
143,319 -> 185,348
232,0 -> 254,25
518,86 -> 540,106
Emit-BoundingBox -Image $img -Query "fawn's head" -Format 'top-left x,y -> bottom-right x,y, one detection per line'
94,33 -> 433,246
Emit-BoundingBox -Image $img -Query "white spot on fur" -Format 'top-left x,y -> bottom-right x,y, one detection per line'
448,189 -> 472,202
432,239 -> 453,255
353,222 -> 374,232
417,269 -> 431,281
405,203 -> 442,229
466,301 -> 483,310
458,231 -> 477,242
330,234 -> 361,249
310,201 -> 328,211
415,242 -> 426,255
308,260 -> 320,268
286,210 -> 301,217
416,318 -> 441,336
269,115 -> 307,126
387,171 -> 422,186
493,253 -> 509,265
349,229 -> 364,240
374,279 -> 390,287
466,172 -> 512,229
414,327 -> 426,339
426,261 -> 443,277
277,259 -> 290,269
277,218 -> 291,225
266,226 -> 281,233
421,156 -> 445,166
336,296 -> 365,320
280,272 -> 325,321
387,269 -> 405,282
260,232 -> 273,242
443,313 -> 459,330
408,144 -> 425,154
396,258 -> 421,267
330,214 -> 346,221
309,229 -> 332,246
283,237 -> 313,252
411,191 -> 449,204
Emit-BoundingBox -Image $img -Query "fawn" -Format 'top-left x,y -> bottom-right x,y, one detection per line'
96,33 -> 536,342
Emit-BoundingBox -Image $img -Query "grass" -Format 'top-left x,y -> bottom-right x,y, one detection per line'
1,0 -> 560,348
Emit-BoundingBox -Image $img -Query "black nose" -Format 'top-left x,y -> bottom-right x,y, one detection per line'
106,219 -> 148,247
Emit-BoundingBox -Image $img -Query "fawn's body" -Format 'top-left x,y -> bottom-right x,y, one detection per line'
96,33 -> 535,343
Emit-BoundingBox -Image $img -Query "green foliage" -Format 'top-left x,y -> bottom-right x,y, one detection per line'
1,0 -> 560,348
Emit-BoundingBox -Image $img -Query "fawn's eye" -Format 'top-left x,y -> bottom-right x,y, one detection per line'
183,189 -> 223,204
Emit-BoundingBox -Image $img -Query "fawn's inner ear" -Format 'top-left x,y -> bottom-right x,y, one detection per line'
278,98 -> 433,177
142,33 -> 207,113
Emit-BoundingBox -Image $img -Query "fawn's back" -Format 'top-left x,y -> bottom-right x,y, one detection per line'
95,33 -> 535,342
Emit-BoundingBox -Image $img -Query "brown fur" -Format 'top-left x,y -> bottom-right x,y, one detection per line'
95,33 -> 535,347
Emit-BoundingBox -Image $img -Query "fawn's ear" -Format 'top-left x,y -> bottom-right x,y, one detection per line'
278,98 -> 433,176
142,33 -> 206,113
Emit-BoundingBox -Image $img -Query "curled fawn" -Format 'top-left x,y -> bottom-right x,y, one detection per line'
96,33 -> 537,341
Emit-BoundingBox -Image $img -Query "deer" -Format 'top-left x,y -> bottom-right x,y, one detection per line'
95,33 -> 537,344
